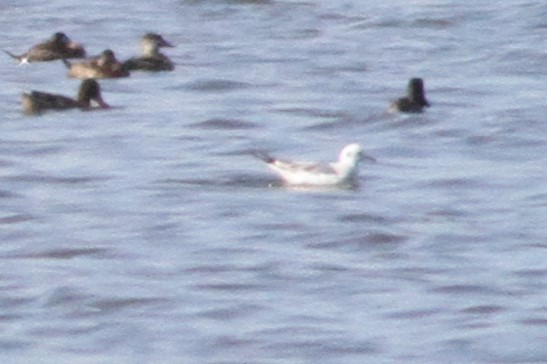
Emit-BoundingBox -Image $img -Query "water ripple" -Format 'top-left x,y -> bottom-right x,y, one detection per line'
185,79 -> 252,92
6,247 -> 110,260
189,118 -> 258,130
308,231 -> 407,251
5,174 -> 111,185
461,305 -> 506,315
0,214 -> 33,224
198,304 -> 263,320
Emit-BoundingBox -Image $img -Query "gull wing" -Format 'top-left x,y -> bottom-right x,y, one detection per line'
272,159 -> 335,175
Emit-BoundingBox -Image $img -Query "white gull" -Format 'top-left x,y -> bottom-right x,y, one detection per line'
256,143 -> 364,187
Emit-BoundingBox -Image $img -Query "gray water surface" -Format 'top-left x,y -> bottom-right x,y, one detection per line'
1,1 -> 546,363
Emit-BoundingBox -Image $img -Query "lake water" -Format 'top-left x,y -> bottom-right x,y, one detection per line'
0,0 -> 546,363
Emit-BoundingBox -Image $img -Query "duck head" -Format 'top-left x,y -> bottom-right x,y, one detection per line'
52,32 -> 85,56
77,79 -> 109,108
408,78 -> 429,107
141,33 -> 174,56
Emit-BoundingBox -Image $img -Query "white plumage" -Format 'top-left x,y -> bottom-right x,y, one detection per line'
257,143 -> 363,187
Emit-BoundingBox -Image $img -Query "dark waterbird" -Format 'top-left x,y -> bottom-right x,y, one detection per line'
123,33 -> 175,72
389,78 -> 430,113
4,32 -> 85,63
22,79 -> 110,114
63,49 -> 129,79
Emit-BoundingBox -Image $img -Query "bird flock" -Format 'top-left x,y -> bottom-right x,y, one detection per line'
5,31 -> 430,188
5,32 -> 174,114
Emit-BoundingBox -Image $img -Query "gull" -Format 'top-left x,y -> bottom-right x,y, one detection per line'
256,143 -> 365,187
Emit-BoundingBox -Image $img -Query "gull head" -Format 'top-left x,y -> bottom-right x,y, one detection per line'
338,143 -> 362,165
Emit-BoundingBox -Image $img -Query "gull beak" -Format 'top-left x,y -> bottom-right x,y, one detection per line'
360,152 -> 376,163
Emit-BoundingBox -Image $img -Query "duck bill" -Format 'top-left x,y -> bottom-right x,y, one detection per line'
94,96 -> 110,109
66,41 -> 86,57
160,39 -> 174,48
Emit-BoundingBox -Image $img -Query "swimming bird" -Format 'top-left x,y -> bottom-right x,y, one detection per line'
64,49 -> 129,79
256,143 -> 364,187
22,79 -> 110,114
389,78 -> 430,113
4,32 -> 85,64
122,33 -> 175,72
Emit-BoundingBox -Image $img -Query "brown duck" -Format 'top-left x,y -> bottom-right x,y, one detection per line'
22,79 -> 110,115
64,49 -> 129,79
4,32 -> 86,63
123,33 -> 175,72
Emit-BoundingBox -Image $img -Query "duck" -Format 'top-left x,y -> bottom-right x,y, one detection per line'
389,78 -> 430,113
255,144 -> 365,187
22,79 -> 110,115
64,49 -> 129,79
122,33 -> 175,72
4,32 -> 86,63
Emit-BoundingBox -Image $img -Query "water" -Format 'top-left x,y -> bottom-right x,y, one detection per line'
1,0 -> 546,363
